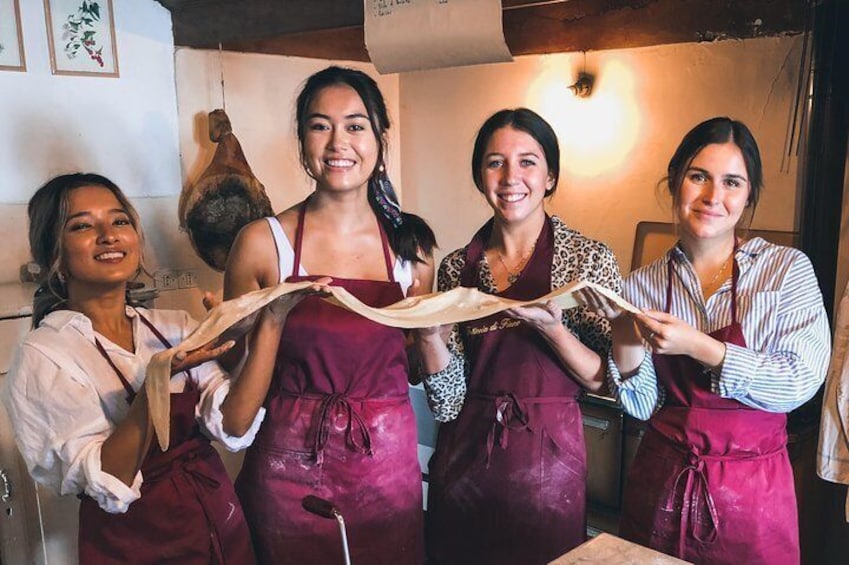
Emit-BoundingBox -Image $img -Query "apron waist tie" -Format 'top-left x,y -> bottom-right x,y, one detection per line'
668,446 -> 719,558
485,393 -> 529,468
653,434 -> 785,559
313,393 -> 373,465
474,393 -> 576,469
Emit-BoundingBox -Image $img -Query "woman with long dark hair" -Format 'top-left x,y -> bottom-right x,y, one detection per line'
221,66 -> 436,564
3,173 -> 256,563
581,117 -> 830,564
418,108 -> 622,564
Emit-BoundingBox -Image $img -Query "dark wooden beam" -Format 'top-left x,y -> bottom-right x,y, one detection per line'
504,0 -> 805,55
156,0 -> 363,47
159,0 -> 805,59
225,27 -> 370,62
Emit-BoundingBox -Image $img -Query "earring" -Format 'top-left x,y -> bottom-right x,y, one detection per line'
57,271 -> 66,284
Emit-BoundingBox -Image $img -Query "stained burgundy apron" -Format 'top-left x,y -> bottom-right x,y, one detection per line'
235,206 -> 424,564
427,216 -> 587,565
619,256 -> 799,564
78,312 -> 255,564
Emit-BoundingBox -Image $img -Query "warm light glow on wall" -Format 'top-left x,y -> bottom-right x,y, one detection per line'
529,57 -> 641,179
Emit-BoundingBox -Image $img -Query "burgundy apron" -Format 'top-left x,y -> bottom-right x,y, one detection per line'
79,312 -> 255,565
235,206 -> 424,564
427,217 -> 587,565
619,257 -> 799,564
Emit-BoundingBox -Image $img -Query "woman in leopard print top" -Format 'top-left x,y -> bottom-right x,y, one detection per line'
416,108 -> 622,565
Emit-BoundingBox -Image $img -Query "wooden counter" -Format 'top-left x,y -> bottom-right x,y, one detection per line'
549,533 -> 691,564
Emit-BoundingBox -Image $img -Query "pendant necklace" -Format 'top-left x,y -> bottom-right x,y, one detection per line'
497,242 -> 536,285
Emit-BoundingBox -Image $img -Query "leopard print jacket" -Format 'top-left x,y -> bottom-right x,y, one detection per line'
422,215 -> 623,422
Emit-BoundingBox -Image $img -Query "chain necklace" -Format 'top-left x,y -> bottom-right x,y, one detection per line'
706,252 -> 733,290
497,243 -> 536,285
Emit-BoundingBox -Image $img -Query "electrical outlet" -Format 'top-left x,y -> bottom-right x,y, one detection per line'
178,270 -> 198,289
154,269 -> 178,291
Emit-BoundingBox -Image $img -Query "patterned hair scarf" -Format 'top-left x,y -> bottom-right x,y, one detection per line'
372,169 -> 403,227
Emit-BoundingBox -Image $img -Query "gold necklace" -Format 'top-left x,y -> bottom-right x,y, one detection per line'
706,253 -> 733,289
497,243 -> 536,285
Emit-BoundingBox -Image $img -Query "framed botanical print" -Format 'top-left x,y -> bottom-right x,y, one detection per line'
0,0 -> 26,71
44,0 -> 119,77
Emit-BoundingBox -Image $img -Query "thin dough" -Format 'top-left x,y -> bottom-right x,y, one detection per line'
146,280 -> 637,450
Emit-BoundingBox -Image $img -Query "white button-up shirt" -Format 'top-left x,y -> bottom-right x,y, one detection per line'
1,307 -> 265,513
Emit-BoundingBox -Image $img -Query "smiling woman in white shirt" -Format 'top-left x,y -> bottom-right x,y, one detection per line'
1,173 -> 258,564
580,117 -> 830,565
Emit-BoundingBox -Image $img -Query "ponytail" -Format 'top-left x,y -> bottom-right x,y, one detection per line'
367,173 -> 436,264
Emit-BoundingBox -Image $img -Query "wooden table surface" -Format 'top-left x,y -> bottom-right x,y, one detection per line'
549,533 -> 692,564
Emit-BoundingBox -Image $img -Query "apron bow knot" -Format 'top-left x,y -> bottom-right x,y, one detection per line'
314,393 -> 374,465
485,393 -> 530,468
669,446 -> 719,557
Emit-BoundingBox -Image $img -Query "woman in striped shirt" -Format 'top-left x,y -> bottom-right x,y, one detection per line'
581,117 -> 829,564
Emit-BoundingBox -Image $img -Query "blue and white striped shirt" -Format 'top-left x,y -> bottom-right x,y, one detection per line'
610,237 -> 831,420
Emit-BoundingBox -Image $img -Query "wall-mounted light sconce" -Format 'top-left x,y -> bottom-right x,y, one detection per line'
568,72 -> 594,98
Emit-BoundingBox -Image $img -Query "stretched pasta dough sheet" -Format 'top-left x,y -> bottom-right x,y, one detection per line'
146,280 -> 637,450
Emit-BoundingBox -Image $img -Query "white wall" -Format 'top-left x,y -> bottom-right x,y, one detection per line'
399,37 -> 804,272
0,0 -> 212,314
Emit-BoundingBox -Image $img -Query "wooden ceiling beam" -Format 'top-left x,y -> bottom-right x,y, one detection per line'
159,0 -> 805,60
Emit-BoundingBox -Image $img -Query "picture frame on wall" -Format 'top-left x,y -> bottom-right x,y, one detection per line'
44,0 -> 119,77
0,0 -> 26,72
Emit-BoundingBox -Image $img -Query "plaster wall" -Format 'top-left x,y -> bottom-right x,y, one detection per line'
398,36 -> 805,272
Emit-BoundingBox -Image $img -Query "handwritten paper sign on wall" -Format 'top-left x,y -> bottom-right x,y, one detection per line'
364,0 -> 513,74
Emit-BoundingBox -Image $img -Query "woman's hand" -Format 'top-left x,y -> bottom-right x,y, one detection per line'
264,276 -> 333,324
171,338 -> 235,376
506,301 -> 563,337
576,287 -> 630,321
575,287 -> 646,378
634,310 -> 726,367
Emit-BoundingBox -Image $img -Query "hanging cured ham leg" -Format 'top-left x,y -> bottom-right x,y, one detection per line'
179,109 -> 273,271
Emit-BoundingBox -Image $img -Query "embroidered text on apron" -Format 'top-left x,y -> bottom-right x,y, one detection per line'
235,206 -> 424,564
427,216 -> 588,565
619,255 -> 799,565
79,311 -> 255,565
